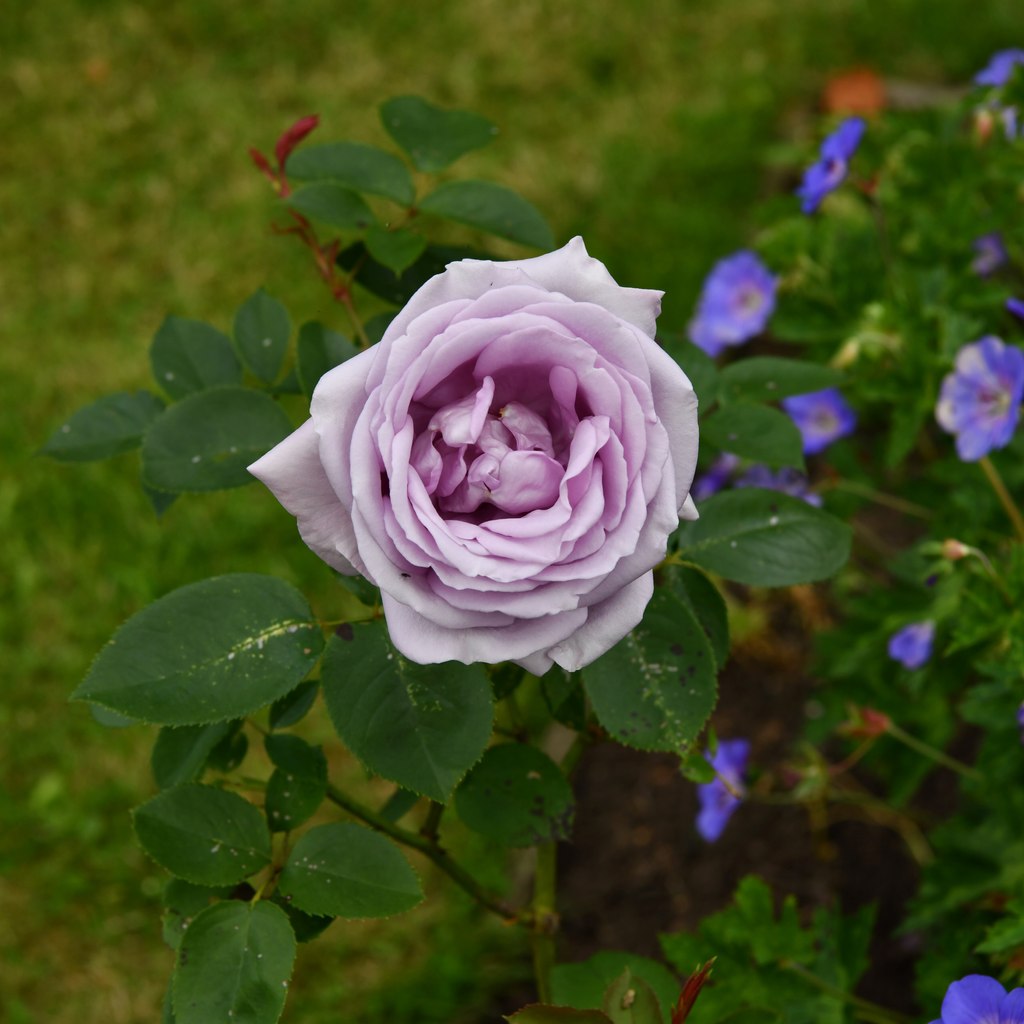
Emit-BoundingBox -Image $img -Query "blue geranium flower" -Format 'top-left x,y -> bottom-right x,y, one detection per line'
930,975 -> 1024,1024
1008,297 -> 1024,320
781,388 -> 857,455
688,251 -> 777,358
936,336 -> 1024,461
734,465 -> 822,506
796,117 -> 866,214
975,49 -> 1024,87
696,738 -> 750,842
972,233 -> 1009,277
887,621 -> 935,670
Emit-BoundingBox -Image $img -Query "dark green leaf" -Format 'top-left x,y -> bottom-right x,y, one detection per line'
74,573 -> 323,725
717,356 -> 844,404
287,183 -> 375,230
145,480 -> 178,518
320,623 -> 492,801
286,141 -> 415,204
337,242 -> 491,306
141,387 -> 293,493
42,390 -> 164,462
296,321 -> 357,400
134,783 -> 271,885
271,894 -> 334,943
363,311 -> 396,345
234,289 -> 291,384
365,225 -> 427,275
380,95 -> 497,172
664,566 -> 730,670
490,663 -> 525,701
150,316 -> 241,399
264,734 -> 327,832
541,671 -> 587,730
152,722 -> 236,789
552,952 -> 681,1022
676,488 -> 852,586
700,403 -> 804,468
378,787 -> 420,822
162,879 -> 229,951
419,180 -> 554,249
206,725 -> 248,773
455,743 -> 574,847
90,703 -> 137,728
336,574 -> 382,607
659,337 -> 718,409
505,1008 -> 612,1024
276,821 -> 422,918
173,901 -> 295,1024
268,679 -> 319,731
602,970 -> 665,1024
583,588 -> 717,752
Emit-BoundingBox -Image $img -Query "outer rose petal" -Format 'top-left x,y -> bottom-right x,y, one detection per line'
248,419 -> 363,576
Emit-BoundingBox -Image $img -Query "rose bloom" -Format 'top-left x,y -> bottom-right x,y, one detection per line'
251,238 -> 699,675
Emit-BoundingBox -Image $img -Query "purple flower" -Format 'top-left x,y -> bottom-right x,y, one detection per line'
781,388 -> 857,455
975,49 -> 1024,87
692,453 -> 740,502
887,621 -> 935,670
688,251 -> 777,358
972,233 -> 1009,277
734,465 -> 822,506
936,336 -> 1024,461
796,117 -> 866,214
1008,298 -> 1024,320
696,739 -> 750,842
929,975 -> 1024,1024
1017,702 -> 1024,744
250,237 -> 700,675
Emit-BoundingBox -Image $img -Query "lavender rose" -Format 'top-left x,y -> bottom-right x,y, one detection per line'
250,238 -> 699,675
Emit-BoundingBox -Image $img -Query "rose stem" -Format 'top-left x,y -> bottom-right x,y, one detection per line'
323,782 -> 516,921
530,842 -> 558,1004
979,455 -> 1024,542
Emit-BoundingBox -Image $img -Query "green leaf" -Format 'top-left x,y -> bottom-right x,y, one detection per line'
337,574 -> 382,608
42,390 -> 164,462
455,743 -> 574,847
717,357 -> 844,404
320,622 -> 493,801
287,182 -> 375,230
271,894 -> 334,943
276,821 -> 423,918
419,180 -> 554,249
675,489 -> 852,586
162,879 -> 229,951
264,734 -> 327,832
134,783 -> 271,885
268,679 -> 319,731
286,141 -> 415,204
541,670 -> 587,730
700,403 -> 804,468
505,1008 -> 612,1024
173,901 -> 296,1024
141,387 -> 293,493
74,573 -> 323,725
207,724 -> 248,773
150,316 -> 242,399
380,95 -> 497,172
659,336 -> 718,408
378,787 -> 420,822
552,953 -> 681,1022
152,722 -> 237,789
583,588 -> 717,752
365,224 -> 427,275
296,321 -> 358,401
664,566 -> 730,670
233,289 -> 291,384
90,703 -> 138,728
602,970 -> 665,1024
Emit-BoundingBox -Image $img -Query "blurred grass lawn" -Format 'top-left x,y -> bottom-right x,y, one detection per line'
2,0 -> 1019,1020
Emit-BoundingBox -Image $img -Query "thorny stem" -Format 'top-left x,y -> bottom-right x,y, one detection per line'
323,782 -> 516,921
979,455 -> 1024,543
883,720 -> 982,783
531,842 -> 558,1004
780,959 -> 914,1024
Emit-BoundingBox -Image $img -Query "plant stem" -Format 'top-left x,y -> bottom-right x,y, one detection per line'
826,479 -> 932,520
420,801 -> 444,844
883,721 -> 982,782
531,842 -> 558,1004
324,782 -> 515,921
979,455 -> 1024,542
781,959 -> 913,1024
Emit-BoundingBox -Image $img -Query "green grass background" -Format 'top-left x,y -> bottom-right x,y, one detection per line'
3,1 -> 1020,1020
